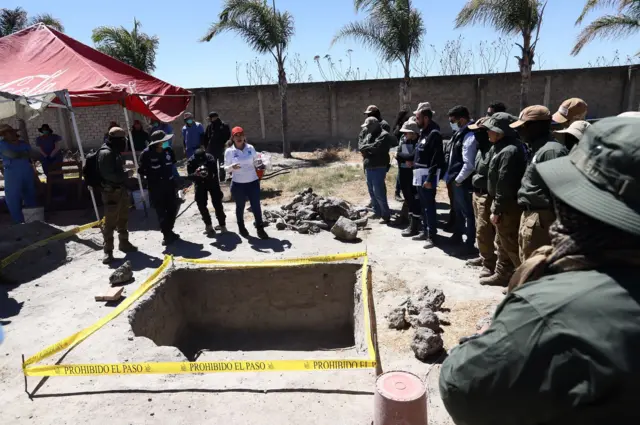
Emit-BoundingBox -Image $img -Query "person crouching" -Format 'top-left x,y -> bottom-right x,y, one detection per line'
138,131 -> 180,245
187,148 -> 227,235
224,127 -> 269,240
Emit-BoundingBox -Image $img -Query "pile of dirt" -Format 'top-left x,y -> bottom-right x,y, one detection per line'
263,188 -> 368,239
387,286 -> 447,362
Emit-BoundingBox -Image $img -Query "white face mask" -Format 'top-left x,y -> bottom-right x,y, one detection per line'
450,122 -> 460,132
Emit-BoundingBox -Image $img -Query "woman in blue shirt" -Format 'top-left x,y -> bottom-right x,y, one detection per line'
35,124 -> 63,177
0,124 -> 37,223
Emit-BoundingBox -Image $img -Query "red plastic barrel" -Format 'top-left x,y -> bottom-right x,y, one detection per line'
374,371 -> 427,425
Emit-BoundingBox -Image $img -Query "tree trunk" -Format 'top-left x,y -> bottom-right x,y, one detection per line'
278,61 -> 290,158
399,65 -> 411,112
519,33 -> 533,110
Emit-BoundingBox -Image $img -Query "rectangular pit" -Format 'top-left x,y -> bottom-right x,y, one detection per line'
130,263 -> 367,361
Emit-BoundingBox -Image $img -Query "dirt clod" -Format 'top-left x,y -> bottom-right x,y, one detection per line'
387,307 -> 407,330
331,217 -> 358,241
411,328 -> 444,362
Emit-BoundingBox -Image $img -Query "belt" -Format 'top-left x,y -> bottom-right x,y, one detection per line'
473,188 -> 488,195
522,204 -> 546,212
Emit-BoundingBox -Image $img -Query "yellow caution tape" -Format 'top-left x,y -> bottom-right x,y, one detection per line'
0,219 -> 103,270
23,255 -> 172,367
23,252 -> 378,377
179,251 -> 367,266
24,359 -> 377,377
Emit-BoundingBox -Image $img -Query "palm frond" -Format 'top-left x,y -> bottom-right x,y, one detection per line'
28,13 -> 64,32
576,0 -> 635,24
334,0 -> 424,73
572,13 -> 640,54
455,0 -> 543,35
0,7 -> 27,37
92,18 -> 159,73
200,0 -> 294,61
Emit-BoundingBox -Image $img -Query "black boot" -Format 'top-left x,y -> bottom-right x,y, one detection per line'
238,224 -> 249,238
401,216 -> 420,237
256,226 -> 269,240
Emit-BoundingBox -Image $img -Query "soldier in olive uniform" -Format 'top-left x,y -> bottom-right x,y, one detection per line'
98,127 -> 138,264
482,113 -> 527,286
439,116 -> 640,425
466,117 -> 496,278
513,106 -> 568,262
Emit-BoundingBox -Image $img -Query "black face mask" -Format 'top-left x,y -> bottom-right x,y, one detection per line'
195,151 -> 206,162
109,137 -> 127,152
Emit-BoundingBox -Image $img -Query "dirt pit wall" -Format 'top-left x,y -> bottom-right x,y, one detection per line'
129,263 -> 367,360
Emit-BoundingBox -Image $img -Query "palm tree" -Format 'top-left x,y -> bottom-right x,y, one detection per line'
92,19 -> 160,73
0,7 -> 64,37
455,0 -> 548,110
333,0 -> 424,109
573,0 -> 640,56
201,0 -> 295,158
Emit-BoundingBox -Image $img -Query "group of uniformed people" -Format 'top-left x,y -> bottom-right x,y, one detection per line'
96,113 -> 267,264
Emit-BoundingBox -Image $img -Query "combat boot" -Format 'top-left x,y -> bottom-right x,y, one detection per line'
102,251 -> 114,264
118,240 -> 138,253
412,231 -> 426,241
465,257 -> 483,267
256,226 -> 269,240
401,216 -> 420,237
479,267 -> 494,279
479,273 -> 510,287
204,225 -> 215,235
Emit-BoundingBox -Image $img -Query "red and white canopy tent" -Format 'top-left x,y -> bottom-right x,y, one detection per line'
0,24 -> 192,220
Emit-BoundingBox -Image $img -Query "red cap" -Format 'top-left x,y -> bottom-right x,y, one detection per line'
231,126 -> 244,136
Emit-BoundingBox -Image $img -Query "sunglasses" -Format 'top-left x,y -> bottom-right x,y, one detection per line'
233,133 -> 244,137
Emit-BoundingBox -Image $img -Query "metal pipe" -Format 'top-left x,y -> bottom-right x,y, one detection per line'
122,105 -> 148,217
64,90 -> 101,222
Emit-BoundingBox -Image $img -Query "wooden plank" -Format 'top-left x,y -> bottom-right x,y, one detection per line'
95,287 -> 123,302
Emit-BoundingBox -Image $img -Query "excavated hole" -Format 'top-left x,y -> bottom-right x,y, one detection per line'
130,264 -> 364,361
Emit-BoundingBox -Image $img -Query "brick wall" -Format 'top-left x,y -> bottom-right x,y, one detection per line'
2,65 -> 638,156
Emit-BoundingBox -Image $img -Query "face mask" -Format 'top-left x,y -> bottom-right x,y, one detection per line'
152,122 -> 159,128
186,119 -> 194,125
450,122 -> 460,132
162,141 -> 170,149
43,130 -> 51,135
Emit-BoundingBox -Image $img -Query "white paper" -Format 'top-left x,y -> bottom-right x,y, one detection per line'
413,168 -> 430,186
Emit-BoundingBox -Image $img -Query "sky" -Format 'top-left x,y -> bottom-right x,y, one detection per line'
8,0 -> 639,89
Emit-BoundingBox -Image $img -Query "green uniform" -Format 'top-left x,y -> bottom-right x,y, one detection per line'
487,136 -> 527,276
440,267 -> 640,425
517,136 -> 568,261
97,144 -> 130,253
471,142 -> 496,270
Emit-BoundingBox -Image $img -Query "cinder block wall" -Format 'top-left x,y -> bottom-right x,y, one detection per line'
1,65 -> 638,157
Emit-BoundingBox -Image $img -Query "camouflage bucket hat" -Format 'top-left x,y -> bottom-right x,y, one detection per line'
537,116 -> 640,236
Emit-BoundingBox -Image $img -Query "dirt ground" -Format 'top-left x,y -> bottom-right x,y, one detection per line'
0,156 -> 503,425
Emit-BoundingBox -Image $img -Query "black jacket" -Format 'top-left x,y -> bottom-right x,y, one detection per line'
97,143 -> 127,190
204,121 -> 231,157
138,147 -> 176,188
413,121 -> 445,182
359,129 -> 396,169
487,136 -> 528,215
445,125 -> 476,189
187,152 -> 219,183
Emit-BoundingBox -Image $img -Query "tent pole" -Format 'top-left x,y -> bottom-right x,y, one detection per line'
122,104 -> 148,217
64,91 -> 100,222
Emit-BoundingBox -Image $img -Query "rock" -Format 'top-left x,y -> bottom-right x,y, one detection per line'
275,219 -> 286,230
297,223 -> 310,234
354,217 -> 368,228
302,220 -> 329,230
408,309 -> 440,332
292,195 -> 303,203
296,208 -> 317,221
291,202 -> 302,211
109,261 -> 133,285
303,187 -> 313,194
411,328 -> 444,361
309,225 -> 321,234
331,217 -> 358,241
387,307 -> 407,330
303,193 -> 314,205
407,287 -> 446,314
318,197 -> 351,221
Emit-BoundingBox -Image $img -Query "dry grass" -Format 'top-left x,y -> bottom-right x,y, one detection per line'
440,300 -> 496,350
291,148 -> 362,166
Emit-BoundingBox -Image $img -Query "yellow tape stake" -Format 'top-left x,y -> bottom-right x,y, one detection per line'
23,255 -> 172,368
179,251 -> 367,266
25,359 -> 377,377
1,219 -> 102,269
360,256 -> 376,361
